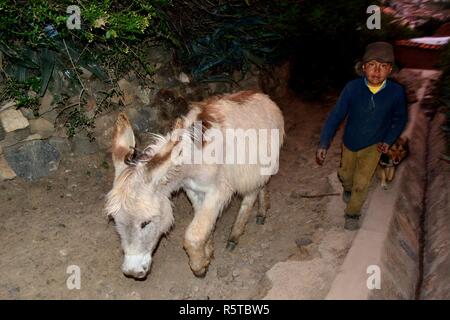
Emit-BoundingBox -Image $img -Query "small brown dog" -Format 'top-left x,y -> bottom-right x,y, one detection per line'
377,137 -> 409,189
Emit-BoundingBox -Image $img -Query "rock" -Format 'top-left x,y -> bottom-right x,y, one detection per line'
67,95 -> 80,106
0,121 -> 5,141
93,112 -> 117,150
19,107 -> 36,120
254,251 -> 264,258
147,45 -> 172,65
152,89 -> 189,121
117,78 -> 136,106
110,92 -> 121,105
0,100 -> 16,112
295,237 -> 313,247
216,266 -> 230,278
27,90 -> 37,99
0,109 -> 29,132
136,85 -> 156,105
29,118 -> 55,138
0,128 -> 31,148
39,91 -> 54,114
126,106 -> 165,136
185,85 -> 206,102
41,109 -> 59,124
0,154 -> 16,180
208,82 -> 230,94
178,72 -> 190,84
3,140 -> 60,181
126,107 -> 152,133
152,64 -> 178,87
24,134 -> 42,141
48,137 -> 72,155
71,134 -> 99,155
8,287 -> 20,295
79,67 -> 93,80
232,269 -> 240,278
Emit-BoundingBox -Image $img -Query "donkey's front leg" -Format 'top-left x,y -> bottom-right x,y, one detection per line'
184,191 -> 229,277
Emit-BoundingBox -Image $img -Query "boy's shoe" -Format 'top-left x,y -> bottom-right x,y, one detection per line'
342,191 -> 352,203
344,214 -> 360,230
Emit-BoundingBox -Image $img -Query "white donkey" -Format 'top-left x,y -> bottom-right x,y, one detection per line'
105,90 -> 284,279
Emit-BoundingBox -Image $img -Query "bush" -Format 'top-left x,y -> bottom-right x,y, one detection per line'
0,0 -> 422,103
155,0 -> 302,82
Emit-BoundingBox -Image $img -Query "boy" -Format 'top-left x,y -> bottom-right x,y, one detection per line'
316,42 -> 407,230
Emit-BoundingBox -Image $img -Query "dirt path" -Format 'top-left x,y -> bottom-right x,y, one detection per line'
0,92 -> 355,299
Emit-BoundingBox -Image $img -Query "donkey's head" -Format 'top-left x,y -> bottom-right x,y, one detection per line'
105,113 -> 184,279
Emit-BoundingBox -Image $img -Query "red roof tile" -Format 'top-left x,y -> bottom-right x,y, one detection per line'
395,39 -> 445,50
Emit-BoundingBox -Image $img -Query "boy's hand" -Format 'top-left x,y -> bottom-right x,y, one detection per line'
377,142 -> 390,154
316,148 -> 327,166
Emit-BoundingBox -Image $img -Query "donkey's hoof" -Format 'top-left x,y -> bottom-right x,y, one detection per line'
193,267 -> 207,278
256,216 -> 266,225
226,240 -> 237,251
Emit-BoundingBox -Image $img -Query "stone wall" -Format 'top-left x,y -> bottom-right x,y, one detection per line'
420,112 -> 450,299
369,110 -> 428,299
0,45 -> 290,182
369,69 -> 449,299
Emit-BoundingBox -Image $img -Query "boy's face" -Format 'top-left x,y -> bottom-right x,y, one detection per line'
363,60 -> 393,86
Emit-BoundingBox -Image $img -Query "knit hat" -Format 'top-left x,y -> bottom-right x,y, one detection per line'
355,41 -> 397,76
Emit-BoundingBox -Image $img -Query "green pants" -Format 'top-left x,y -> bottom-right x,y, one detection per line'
337,144 -> 381,216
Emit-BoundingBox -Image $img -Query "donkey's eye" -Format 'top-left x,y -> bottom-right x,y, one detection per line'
141,220 -> 151,229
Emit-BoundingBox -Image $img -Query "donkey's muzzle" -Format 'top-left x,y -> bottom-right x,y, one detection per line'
122,254 -> 151,279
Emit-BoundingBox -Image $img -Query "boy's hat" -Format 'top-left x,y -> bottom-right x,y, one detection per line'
362,41 -> 395,64
355,41 -> 397,76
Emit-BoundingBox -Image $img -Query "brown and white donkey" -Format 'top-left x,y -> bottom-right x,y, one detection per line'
105,90 -> 284,279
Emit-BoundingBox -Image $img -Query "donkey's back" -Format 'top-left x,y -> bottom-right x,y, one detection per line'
192,90 -> 284,195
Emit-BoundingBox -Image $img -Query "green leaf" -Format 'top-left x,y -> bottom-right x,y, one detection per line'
0,41 -> 39,69
106,30 -> 118,39
39,48 -> 55,97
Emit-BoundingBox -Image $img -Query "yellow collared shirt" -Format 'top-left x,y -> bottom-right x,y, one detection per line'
367,80 -> 386,94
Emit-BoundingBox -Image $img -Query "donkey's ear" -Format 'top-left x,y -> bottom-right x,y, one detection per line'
112,113 -> 135,176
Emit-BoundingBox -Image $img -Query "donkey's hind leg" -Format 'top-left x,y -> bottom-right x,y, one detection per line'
227,190 -> 259,251
256,186 -> 270,225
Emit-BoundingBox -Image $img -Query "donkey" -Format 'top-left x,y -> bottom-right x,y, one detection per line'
105,90 -> 284,279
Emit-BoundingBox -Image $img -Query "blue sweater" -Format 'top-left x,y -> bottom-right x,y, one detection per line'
319,77 -> 407,151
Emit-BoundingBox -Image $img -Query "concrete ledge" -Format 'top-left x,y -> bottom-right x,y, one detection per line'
326,164 -> 410,299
